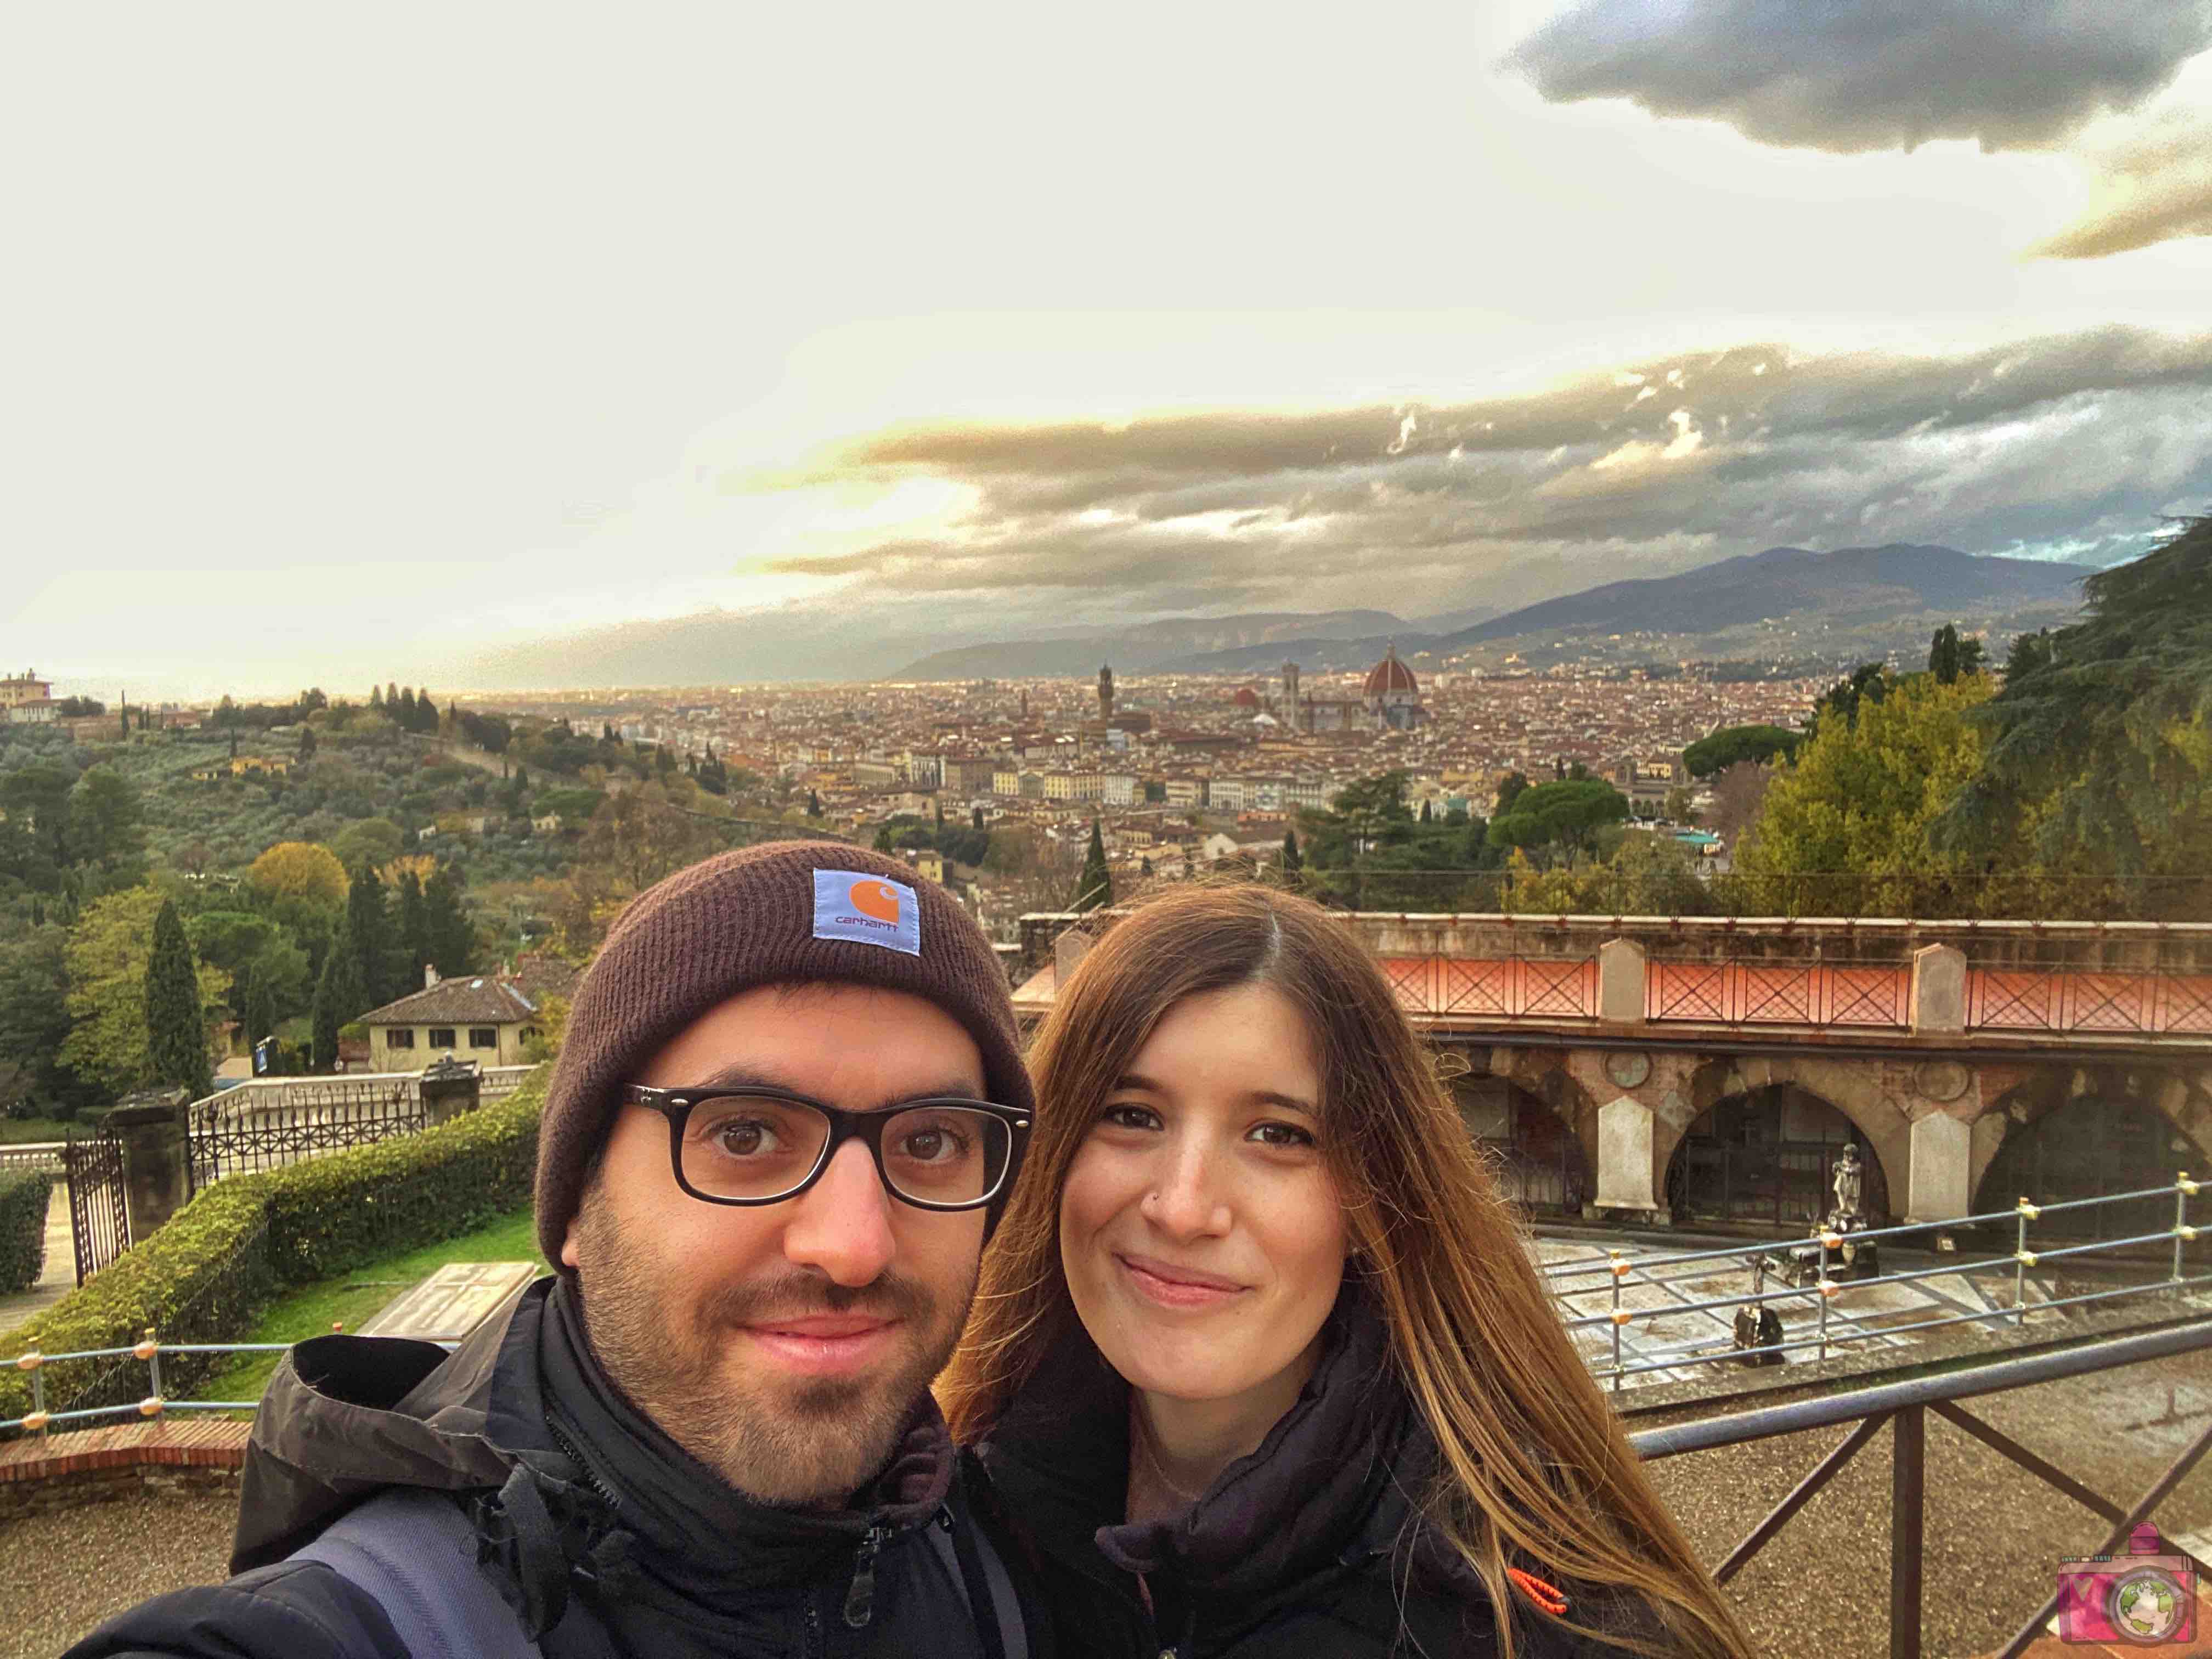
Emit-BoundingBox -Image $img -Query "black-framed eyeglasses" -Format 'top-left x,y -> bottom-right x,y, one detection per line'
622,1084 -> 1031,1211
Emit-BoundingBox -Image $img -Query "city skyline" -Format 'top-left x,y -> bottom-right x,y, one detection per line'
6,1 -> 2209,702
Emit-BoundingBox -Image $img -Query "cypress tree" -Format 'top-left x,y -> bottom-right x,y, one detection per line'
371,684 -> 384,710
345,864 -> 402,1008
1282,828 -> 1302,873
309,923 -> 363,1072
143,898 -> 212,1095
422,864 -> 474,977
1070,819 -> 1114,913
396,869 -> 430,989
298,724 -> 318,761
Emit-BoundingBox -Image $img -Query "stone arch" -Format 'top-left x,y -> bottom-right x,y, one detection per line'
1649,1055 -> 1912,1222
1973,1065 -> 2212,1244
1461,1044 -> 1601,1179
1449,1070 -> 1595,1215
1663,1082 -> 1892,1227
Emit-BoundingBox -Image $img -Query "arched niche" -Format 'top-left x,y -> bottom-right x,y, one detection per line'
1663,1082 -> 1889,1229
1452,1073 -> 1593,1216
1974,1070 -> 2208,1252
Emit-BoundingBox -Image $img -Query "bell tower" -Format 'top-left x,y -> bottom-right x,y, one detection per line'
1098,663 -> 1115,723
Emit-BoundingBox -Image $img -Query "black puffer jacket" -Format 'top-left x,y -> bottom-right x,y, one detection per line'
976,1288 -> 1666,1658
67,1277 -> 1036,1659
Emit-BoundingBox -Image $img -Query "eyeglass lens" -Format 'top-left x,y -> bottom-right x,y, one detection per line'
680,1097 -> 1010,1204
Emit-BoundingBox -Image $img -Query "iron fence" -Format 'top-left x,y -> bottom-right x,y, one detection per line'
1550,1172 -> 2204,1391
1628,1318 -> 2212,1659
60,1133 -> 129,1286
183,1066 -> 533,1190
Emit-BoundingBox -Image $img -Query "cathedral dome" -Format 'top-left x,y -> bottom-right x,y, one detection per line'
1363,645 -> 1418,698
1232,686 -> 1261,709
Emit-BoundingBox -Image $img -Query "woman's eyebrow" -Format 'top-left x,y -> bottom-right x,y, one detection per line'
1113,1071 -> 1318,1118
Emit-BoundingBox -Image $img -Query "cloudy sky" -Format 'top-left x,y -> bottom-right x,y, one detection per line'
6,1 -> 2210,697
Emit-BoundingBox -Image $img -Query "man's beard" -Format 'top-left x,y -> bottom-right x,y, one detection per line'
567,1194 -> 976,1507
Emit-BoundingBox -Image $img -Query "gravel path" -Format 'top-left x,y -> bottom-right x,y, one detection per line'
1640,1350 -> 2212,1658
0,1492 -> 234,1659
7,1355 -> 2208,1658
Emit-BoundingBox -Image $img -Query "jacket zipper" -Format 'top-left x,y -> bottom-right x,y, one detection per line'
542,1414 -> 621,1511
843,1520 -> 893,1628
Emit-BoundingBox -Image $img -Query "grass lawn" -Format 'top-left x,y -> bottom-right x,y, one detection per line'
193,1205 -> 545,1408
0,1117 -> 82,1144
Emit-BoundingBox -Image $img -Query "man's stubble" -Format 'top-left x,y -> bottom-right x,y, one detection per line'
566,1191 -> 977,1507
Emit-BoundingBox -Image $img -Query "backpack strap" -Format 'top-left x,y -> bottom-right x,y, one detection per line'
924,1504 -> 1029,1659
292,1488 -> 614,1659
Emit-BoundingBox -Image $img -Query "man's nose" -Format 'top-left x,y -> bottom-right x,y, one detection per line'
780,1138 -> 898,1286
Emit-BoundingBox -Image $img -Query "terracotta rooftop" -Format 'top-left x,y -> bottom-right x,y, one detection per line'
360,975 -> 538,1027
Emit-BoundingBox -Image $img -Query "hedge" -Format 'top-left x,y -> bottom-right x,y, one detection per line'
0,1066 -> 546,1425
0,1169 -> 51,1294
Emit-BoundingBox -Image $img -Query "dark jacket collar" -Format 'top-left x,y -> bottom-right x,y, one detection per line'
233,1276 -> 960,1609
978,1283 -> 1437,1606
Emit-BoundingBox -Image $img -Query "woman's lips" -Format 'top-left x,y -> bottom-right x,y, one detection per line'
1116,1252 -> 1248,1310
739,1314 -> 901,1375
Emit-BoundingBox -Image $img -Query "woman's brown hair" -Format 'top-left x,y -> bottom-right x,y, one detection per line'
940,883 -> 1753,1659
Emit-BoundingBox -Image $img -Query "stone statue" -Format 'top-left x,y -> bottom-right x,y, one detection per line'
1831,1143 -> 1864,1228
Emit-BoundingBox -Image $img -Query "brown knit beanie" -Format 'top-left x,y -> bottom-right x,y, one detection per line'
535,841 -> 1031,1263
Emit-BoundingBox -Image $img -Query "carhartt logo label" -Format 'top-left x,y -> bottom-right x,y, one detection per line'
812,870 -> 921,956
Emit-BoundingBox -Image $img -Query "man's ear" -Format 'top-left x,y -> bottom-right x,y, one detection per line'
561,1220 -> 583,1270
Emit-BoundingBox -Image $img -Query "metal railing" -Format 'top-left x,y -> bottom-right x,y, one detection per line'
1553,1173 -> 2204,1391
184,1066 -> 535,1189
2,1328 -> 469,1437
1629,1318 -> 2212,1659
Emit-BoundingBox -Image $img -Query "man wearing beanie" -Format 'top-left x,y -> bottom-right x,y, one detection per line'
71,844 -> 1039,1659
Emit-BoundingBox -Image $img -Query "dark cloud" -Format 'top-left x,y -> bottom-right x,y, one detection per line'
1502,0 -> 2212,154
2034,109 -> 2212,257
759,328 -> 2212,623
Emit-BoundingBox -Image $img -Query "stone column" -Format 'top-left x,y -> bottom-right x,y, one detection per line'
1906,1111 -> 1972,1222
103,1090 -> 192,1242
1595,1096 -> 1661,1217
1910,944 -> 1967,1035
1597,938 -> 1647,1025
419,1057 -> 483,1127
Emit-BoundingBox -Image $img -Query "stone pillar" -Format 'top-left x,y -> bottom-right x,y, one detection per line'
1907,1111 -> 1972,1222
103,1090 -> 192,1242
1056,927 -> 1094,988
419,1057 -> 483,1127
1596,938 -> 1647,1025
1595,1096 -> 1660,1215
1910,943 -> 1967,1035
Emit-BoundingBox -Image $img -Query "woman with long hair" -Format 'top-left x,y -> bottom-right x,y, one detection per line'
941,883 -> 1751,1659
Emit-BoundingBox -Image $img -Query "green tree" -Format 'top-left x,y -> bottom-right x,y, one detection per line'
330,817 -> 405,871
1683,725 -> 1802,778
395,870 -> 431,991
1281,828 -> 1302,876
308,918 -> 363,1071
1932,516 -> 2211,899
144,898 -> 212,1095
1485,780 -> 1630,862
1493,771 -> 1531,816
807,789 -> 823,819
1743,671 -> 1994,913
60,887 -> 228,1098
422,864 -> 476,977
344,864 -> 403,1008
0,926 -> 79,1117
1070,820 -> 1114,912
297,724 -> 318,761
1808,662 -> 1891,735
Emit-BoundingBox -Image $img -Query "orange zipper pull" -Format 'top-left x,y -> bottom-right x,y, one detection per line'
1506,1567 -> 1568,1617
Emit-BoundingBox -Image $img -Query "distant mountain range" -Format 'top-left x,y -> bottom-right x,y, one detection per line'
1132,544 -> 2094,678
461,544 -> 2099,689
888,611 -> 1412,680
